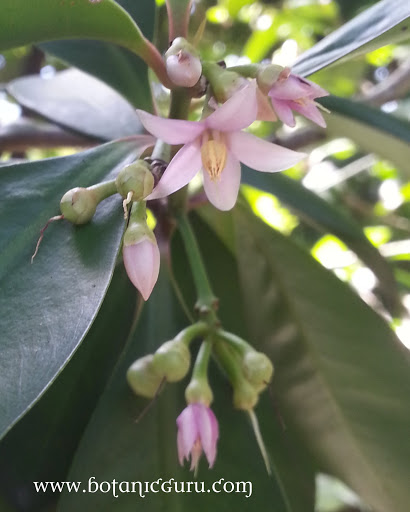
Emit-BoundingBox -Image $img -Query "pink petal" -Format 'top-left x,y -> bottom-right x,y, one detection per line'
270,98 -> 296,127
202,150 -> 241,211
146,141 -> 202,200
269,74 -> 311,100
228,131 -> 306,172
196,405 -> 219,468
206,82 -> 257,132
256,89 -> 277,122
176,405 -> 198,464
291,101 -> 327,128
137,110 -> 204,144
296,76 -> 329,99
123,238 -> 160,301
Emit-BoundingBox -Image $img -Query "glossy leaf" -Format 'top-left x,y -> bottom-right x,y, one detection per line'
0,140 -> 143,439
39,0 -> 156,109
241,168 -> 401,315
59,264 -> 291,511
320,95 -> 410,176
0,0 -> 150,54
201,202 -> 410,512
0,265 -> 137,511
293,0 -> 410,76
8,69 -> 143,141
166,0 -> 192,39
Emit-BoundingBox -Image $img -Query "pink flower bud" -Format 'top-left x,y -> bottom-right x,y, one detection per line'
123,236 -> 160,301
166,51 -> 202,88
177,403 -> 219,472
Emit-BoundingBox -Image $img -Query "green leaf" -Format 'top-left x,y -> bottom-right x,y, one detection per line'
202,202 -> 410,512
0,0 -> 147,58
166,0 -> 192,39
320,95 -> 410,176
241,168 -> 401,315
8,69 -> 143,141
0,265 -> 137,511
59,265 -> 290,511
0,140 -> 142,439
39,0 -> 156,109
293,0 -> 410,76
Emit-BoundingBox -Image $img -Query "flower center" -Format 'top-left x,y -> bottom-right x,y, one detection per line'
200,132 -> 227,181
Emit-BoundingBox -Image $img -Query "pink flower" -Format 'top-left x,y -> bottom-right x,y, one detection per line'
267,73 -> 329,128
123,237 -> 160,301
137,83 -> 306,211
176,403 -> 219,471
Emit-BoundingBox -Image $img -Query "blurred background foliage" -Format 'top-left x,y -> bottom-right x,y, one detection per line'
1,1 -> 410,511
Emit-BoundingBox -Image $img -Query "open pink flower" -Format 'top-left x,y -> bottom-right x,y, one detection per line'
177,403 -> 219,472
268,73 -> 329,128
137,83 -> 306,210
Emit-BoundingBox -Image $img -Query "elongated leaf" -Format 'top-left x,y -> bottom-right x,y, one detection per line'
0,140 -> 144,439
320,95 -> 410,176
241,168 -> 400,315
293,0 -> 410,76
8,69 -> 142,141
59,264 -> 290,511
0,0 -> 147,58
40,0 -> 156,109
0,266 -> 137,511
201,202 -> 410,512
166,0 -> 192,39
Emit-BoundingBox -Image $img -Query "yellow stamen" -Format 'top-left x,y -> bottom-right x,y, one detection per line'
201,140 -> 227,181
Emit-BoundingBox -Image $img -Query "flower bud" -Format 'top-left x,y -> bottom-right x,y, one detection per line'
116,160 -> 154,201
185,378 -> 213,406
242,351 -> 274,388
153,340 -> 191,382
60,187 -> 98,224
127,355 -> 163,398
256,64 -> 286,94
165,37 -> 202,87
233,378 -> 259,411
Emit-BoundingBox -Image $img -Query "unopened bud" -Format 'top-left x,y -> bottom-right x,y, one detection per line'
127,355 -> 163,398
116,160 -> 154,201
257,64 -> 286,94
233,378 -> 259,411
165,37 -> 202,87
153,340 -> 191,382
185,378 -> 213,406
60,187 -> 98,224
242,351 -> 273,388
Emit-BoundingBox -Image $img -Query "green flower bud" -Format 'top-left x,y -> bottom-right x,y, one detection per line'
60,187 -> 98,224
185,378 -> 213,406
257,64 -> 288,94
153,340 -> 191,382
202,62 -> 245,103
116,160 -> 154,201
233,378 -> 259,411
126,355 -> 163,399
242,351 -> 274,388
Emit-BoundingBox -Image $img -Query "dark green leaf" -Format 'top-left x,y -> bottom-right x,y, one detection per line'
0,0 -> 147,58
293,0 -> 410,76
320,95 -> 410,176
59,264 -> 291,511
8,69 -> 143,141
0,265 -> 137,511
39,0 -> 156,109
0,140 -> 142,439
201,202 -> 410,512
241,168 -> 401,315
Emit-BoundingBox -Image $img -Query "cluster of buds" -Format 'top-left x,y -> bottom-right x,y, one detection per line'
127,320 -> 274,473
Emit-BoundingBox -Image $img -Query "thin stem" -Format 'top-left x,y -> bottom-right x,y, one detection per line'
175,322 -> 209,346
129,201 -> 147,223
216,330 -> 252,356
177,214 -> 218,316
89,180 -> 117,202
192,337 -> 213,382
